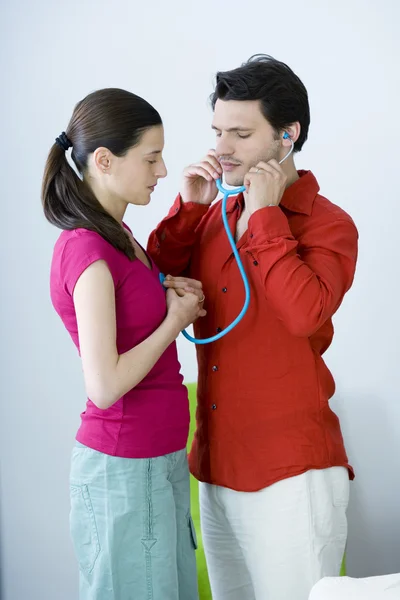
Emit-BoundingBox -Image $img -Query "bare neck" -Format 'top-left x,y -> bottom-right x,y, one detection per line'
86,178 -> 127,224
283,156 -> 300,188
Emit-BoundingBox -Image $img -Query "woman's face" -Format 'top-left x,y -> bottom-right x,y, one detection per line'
107,125 -> 167,207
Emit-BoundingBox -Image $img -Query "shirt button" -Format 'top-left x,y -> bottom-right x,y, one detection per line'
212,365 -> 218,372
250,233 -> 254,238
222,287 -> 227,293
216,327 -> 222,333
253,260 -> 258,266
212,404 -> 217,410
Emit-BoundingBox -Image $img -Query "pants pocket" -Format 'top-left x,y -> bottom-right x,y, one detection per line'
188,514 -> 198,550
70,484 -> 100,574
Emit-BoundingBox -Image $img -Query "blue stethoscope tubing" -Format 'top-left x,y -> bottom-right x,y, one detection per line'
160,134 -> 294,344
186,180 -> 248,344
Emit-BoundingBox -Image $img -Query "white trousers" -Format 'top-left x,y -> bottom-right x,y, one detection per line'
200,467 -> 349,600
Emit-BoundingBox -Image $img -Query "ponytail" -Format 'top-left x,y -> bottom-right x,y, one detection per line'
41,142 -> 135,260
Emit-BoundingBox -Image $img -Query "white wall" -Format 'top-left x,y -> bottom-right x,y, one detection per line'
1,1 -> 399,598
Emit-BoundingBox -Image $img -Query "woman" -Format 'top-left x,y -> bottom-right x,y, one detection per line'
42,88 -> 205,600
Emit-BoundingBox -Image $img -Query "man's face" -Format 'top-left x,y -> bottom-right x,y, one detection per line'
212,99 -> 281,187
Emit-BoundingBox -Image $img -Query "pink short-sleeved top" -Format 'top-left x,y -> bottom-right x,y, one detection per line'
50,227 -> 189,458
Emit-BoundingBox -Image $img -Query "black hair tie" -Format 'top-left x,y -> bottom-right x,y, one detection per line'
55,132 -> 72,151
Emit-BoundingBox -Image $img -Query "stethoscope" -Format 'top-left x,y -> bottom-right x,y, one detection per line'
160,133 -> 294,344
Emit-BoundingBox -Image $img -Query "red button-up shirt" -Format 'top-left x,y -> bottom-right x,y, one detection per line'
147,171 -> 358,491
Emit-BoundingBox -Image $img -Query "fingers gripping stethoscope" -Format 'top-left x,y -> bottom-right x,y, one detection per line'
159,132 -> 294,345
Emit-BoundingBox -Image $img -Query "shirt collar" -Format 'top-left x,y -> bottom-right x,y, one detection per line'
226,170 -> 320,216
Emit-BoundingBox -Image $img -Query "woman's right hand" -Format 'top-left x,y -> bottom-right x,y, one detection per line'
166,288 -> 206,334
181,150 -> 222,205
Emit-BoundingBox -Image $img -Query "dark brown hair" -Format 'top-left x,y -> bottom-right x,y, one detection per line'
211,54 -> 310,152
41,88 -> 162,259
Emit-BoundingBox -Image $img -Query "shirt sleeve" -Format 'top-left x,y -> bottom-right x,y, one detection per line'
147,195 -> 210,276
247,207 -> 359,337
60,231 -> 121,296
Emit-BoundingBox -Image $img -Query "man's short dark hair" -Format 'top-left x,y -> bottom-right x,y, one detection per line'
211,54 -> 310,152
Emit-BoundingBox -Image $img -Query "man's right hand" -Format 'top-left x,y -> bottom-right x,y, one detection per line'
181,150 -> 222,205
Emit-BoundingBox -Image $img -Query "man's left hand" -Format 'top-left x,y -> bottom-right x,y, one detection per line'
244,159 -> 287,215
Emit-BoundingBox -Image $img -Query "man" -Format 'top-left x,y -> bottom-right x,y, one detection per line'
147,54 -> 358,600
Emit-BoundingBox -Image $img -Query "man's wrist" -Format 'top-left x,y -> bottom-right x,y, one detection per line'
181,197 -> 208,206
248,203 -> 277,216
